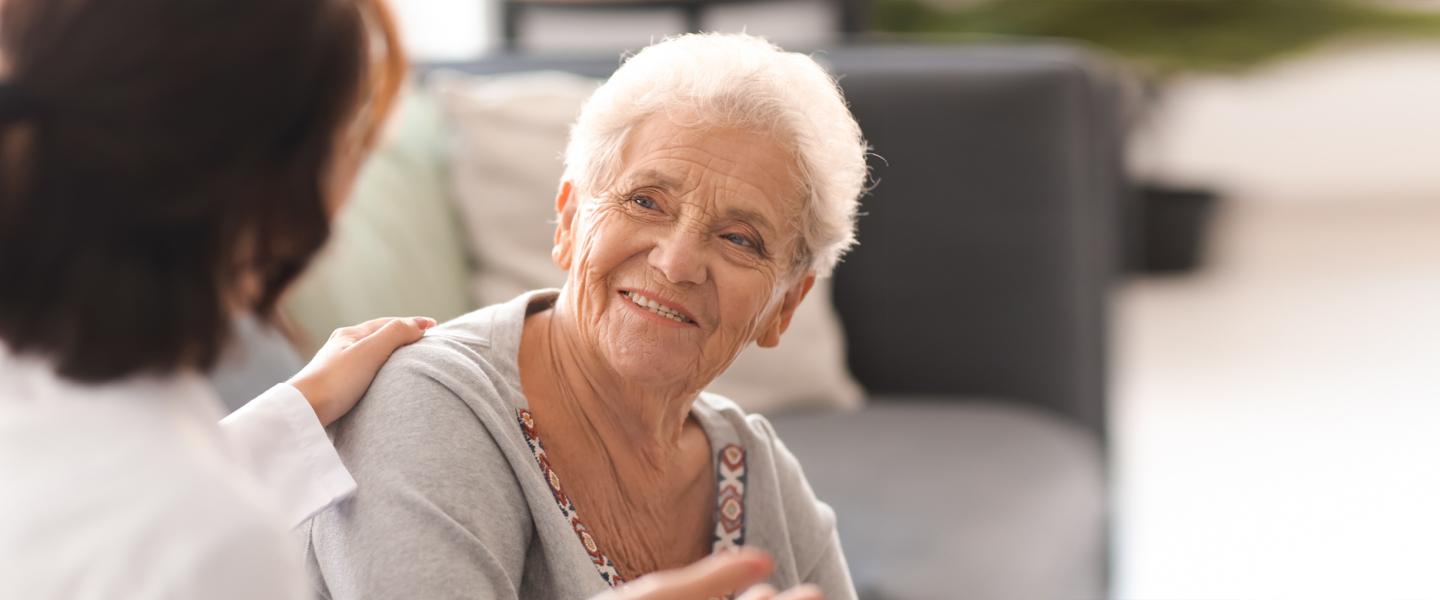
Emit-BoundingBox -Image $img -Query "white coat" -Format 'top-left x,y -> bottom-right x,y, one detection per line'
0,345 -> 354,599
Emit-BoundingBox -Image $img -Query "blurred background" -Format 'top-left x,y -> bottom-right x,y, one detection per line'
215,0 -> 1440,598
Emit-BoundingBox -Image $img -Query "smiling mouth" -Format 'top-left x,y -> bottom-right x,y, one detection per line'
619,290 -> 696,324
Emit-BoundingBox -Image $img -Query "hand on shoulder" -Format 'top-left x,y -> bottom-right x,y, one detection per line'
288,316 -> 436,426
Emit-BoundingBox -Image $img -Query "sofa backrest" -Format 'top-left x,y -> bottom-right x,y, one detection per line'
822,45 -> 1123,437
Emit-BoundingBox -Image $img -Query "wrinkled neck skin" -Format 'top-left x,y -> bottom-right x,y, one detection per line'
519,290 -> 715,485
519,290 -> 721,576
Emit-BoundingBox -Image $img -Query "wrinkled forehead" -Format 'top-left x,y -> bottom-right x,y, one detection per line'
608,112 -> 808,231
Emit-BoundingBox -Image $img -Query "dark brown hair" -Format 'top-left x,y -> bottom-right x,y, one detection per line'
0,0 -> 406,382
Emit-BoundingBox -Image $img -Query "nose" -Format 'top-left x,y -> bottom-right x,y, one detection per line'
647,227 -> 708,286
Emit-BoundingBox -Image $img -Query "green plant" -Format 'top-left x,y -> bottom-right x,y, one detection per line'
872,0 -> 1440,73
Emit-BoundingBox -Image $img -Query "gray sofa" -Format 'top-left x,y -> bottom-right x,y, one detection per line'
780,45 -> 1119,600
213,43 -> 1124,600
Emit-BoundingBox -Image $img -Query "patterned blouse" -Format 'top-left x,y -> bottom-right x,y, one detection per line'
516,408 -> 748,587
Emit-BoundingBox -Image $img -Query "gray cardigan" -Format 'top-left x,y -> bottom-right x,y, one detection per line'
304,290 -> 856,599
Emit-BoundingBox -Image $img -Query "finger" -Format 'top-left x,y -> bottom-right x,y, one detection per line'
736,583 -> 777,600
771,584 -> 823,600
327,316 -> 395,342
336,315 -> 426,376
349,317 -> 430,365
348,316 -> 412,338
348,315 -> 436,339
622,549 -> 774,600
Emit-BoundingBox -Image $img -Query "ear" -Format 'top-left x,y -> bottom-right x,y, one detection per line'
550,181 -> 578,271
757,274 -> 816,348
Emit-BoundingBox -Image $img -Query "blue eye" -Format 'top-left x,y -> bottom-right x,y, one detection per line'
631,194 -> 658,210
722,233 -> 755,248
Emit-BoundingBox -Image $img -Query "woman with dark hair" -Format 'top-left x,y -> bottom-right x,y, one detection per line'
0,0 -> 427,597
0,0 -> 800,598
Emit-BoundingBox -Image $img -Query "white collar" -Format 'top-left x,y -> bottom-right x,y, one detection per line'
0,341 -> 226,429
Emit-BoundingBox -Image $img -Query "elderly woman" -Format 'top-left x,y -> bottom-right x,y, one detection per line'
305,33 -> 867,599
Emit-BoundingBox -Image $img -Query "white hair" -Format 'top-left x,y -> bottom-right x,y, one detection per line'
562,33 -> 869,277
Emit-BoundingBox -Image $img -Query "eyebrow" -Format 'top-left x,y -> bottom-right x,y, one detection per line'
623,168 -> 685,191
723,207 -> 778,239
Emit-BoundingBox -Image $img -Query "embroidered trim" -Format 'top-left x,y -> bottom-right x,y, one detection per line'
517,409 -> 626,587
516,409 -> 749,590
712,443 -> 748,549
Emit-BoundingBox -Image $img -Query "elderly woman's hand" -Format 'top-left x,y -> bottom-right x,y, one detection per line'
598,549 -> 824,600
288,316 -> 436,426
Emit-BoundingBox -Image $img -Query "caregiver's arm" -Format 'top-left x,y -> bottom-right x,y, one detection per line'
220,316 -> 435,527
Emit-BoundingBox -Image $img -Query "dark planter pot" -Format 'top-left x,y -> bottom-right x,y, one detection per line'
1138,182 -> 1220,274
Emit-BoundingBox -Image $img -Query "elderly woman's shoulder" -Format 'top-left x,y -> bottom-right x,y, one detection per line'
355,304 -> 521,423
385,309 -> 494,367
375,308 -> 493,375
694,393 -> 792,460
694,393 -> 840,537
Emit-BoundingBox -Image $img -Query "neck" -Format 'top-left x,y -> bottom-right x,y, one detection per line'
519,295 -> 700,477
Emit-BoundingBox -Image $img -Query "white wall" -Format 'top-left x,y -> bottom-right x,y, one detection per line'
390,0 -> 492,60
1133,41 -> 1440,206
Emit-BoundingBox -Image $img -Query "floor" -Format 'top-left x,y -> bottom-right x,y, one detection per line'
1112,198 -> 1440,599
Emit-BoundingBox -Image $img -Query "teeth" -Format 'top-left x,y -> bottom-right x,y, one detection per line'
623,291 -> 688,323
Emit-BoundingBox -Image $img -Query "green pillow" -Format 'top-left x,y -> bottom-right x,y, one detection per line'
281,88 -> 474,351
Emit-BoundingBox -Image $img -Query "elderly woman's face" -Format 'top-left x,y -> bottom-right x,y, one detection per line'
552,114 -> 814,388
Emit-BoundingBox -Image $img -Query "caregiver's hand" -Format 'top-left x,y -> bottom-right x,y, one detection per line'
599,549 -> 824,600
288,316 -> 436,426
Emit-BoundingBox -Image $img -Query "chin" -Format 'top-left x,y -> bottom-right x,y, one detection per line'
602,340 -> 700,388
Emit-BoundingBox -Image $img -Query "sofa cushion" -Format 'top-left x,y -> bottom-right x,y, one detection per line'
280,89 -> 476,351
767,400 -> 1106,600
